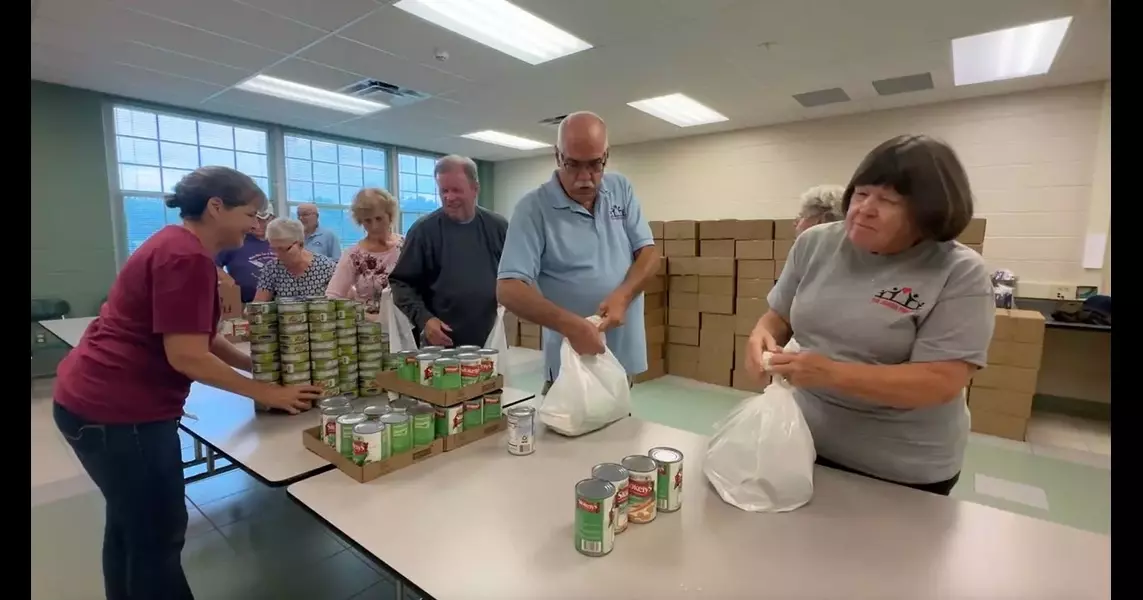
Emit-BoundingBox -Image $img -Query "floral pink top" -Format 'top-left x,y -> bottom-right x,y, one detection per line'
325,237 -> 404,317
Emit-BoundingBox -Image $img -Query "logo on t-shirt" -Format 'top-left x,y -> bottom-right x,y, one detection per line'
607,203 -> 627,220
872,287 -> 926,313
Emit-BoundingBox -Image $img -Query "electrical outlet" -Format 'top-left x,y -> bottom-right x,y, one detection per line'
1050,285 -> 1077,300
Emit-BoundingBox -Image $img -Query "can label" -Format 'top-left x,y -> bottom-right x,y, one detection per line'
280,333 -> 309,344
252,371 -> 279,382
309,322 -> 337,333
360,351 -> 385,362
335,319 -> 356,329
337,422 -> 357,457
412,412 -> 434,447
482,393 -> 502,421
308,331 -> 336,343
280,342 -> 309,355
337,345 -> 358,357
358,334 -> 383,344
309,311 -> 332,323
279,313 -> 308,325
479,357 -> 495,381
460,361 -> 481,386
352,430 -> 388,465
507,410 -> 535,456
463,398 -> 484,430
627,471 -> 657,524
280,323 -> 308,334
310,340 -> 337,351
251,362 -> 279,374
614,480 -> 630,533
322,414 -> 339,447
389,420 -> 412,454
656,461 -> 683,513
434,363 -> 461,390
360,342 -> 384,352
418,358 -> 435,386
312,349 -> 337,360
575,488 -> 615,557
435,405 -> 464,438
282,362 -> 307,374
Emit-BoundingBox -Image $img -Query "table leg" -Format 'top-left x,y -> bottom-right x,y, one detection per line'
182,438 -> 239,484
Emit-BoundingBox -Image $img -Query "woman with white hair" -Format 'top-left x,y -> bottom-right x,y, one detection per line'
253,218 -> 337,301
794,184 -> 846,237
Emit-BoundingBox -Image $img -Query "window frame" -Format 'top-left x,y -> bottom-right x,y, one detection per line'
395,149 -> 445,236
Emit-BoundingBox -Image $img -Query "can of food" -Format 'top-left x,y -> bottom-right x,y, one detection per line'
363,404 -> 390,420
246,313 -> 274,325
307,297 -> 333,312
248,323 -> 278,335
308,311 -> 333,323
433,358 -> 462,390
280,351 -> 310,365
339,384 -> 358,398
435,404 -> 464,438
380,413 -> 411,454
389,396 -> 417,414
476,348 -> 500,380
359,341 -> 383,353
280,332 -> 309,344
282,371 -> 312,384
314,367 -> 339,380
438,348 -> 459,359
278,298 -> 307,313
320,405 -> 353,447
649,447 -> 684,513
455,345 -> 481,354
620,455 -> 658,524
352,421 -> 388,465
395,351 -> 417,381
250,352 -> 278,365
415,353 -> 438,386
360,351 -> 385,363
311,349 -> 337,360
381,353 -> 401,371
337,345 -> 358,358
410,403 -> 436,447
318,395 -> 352,411
481,391 -> 502,421
335,300 -> 359,320
249,333 -> 277,344
506,406 -> 536,456
339,362 -> 359,375
335,318 -> 356,330
336,412 -> 368,457
337,333 -> 358,346
420,345 -> 445,355
278,312 -> 308,325
356,321 -> 382,335
357,334 -> 383,345
314,375 -> 339,389
309,321 -> 337,333
591,463 -> 630,533
280,323 -> 308,335
252,371 -> 279,382
245,301 -> 278,316
358,359 -> 382,371
312,358 -> 339,371
309,340 -> 337,352
308,330 -> 337,343
463,396 -> 484,430
280,342 -> 309,355
574,478 -> 617,557
359,380 -> 383,397
251,361 -> 280,374
359,366 -> 379,379
457,353 -> 482,387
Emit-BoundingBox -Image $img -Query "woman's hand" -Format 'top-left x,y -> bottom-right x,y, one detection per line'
254,384 -> 323,414
745,326 -> 783,377
767,352 -> 838,389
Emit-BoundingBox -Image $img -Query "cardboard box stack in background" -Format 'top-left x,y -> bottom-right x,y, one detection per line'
968,308 -> 1046,441
731,219 -> 779,393
958,218 -> 987,255
518,318 -> 542,350
504,310 -> 520,347
636,222 -> 668,383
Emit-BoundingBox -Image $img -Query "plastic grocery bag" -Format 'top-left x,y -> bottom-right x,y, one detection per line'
539,316 -> 632,436
386,292 -> 509,354
703,338 -> 816,512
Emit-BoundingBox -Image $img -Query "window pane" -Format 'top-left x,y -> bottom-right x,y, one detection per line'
313,162 -> 338,184
162,168 -> 191,193
340,186 -> 358,206
236,152 -> 267,177
253,177 -> 270,197
114,108 -> 157,139
158,115 -> 197,144
288,181 -> 313,203
286,158 -> 312,182
416,175 -> 435,194
200,147 -> 235,169
160,142 -> 199,169
123,195 -> 179,254
339,165 -> 362,187
363,148 -> 386,170
416,156 -> 435,174
313,183 -> 339,204
339,145 -> 362,166
362,168 -> 386,188
401,212 -> 428,235
398,154 -> 416,173
312,141 -> 338,163
398,173 -> 416,196
235,127 -> 266,153
117,136 -> 160,166
284,135 -> 310,159
197,122 -> 233,149
119,165 -> 162,192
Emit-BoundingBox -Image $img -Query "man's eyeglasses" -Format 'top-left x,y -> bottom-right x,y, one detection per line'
559,154 -> 607,174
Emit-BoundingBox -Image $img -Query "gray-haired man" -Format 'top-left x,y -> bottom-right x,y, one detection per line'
389,155 -> 509,348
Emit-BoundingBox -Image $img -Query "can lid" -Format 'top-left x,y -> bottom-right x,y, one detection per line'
456,353 -> 480,360
321,405 -> 352,416
420,346 -> 445,353
649,447 -> 684,463
434,357 -> 459,365
591,463 -> 630,482
506,405 -> 535,417
477,348 -> 499,355
336,412 -> 367,424
379,412 -> 410,424
353,421 -> 384,434
619,454 -> 658,473
575,478 -> 616,500
415,352 -> 440,360
411,403 -> 435,415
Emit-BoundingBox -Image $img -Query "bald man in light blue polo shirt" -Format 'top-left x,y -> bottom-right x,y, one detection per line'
497,112 -> 661,390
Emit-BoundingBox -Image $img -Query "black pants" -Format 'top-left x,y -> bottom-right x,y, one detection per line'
53,403 -> 194,600
815,454 -> 960,496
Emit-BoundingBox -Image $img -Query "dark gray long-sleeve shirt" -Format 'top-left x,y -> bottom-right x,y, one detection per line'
389,207 -> 508,347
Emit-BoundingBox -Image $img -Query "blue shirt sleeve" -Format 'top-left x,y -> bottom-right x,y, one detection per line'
622,178 -> 655,252
497,195 -> 545,285
327,230 -> 342,262
215,249 -> 231,268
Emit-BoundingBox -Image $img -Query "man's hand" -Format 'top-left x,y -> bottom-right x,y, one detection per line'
767,352 -> 838,389
254,384 -> 323,414
565,317 -> 606,356
597,289 -> 633,332
424,317 -> 454,347
744,326 -> 782,380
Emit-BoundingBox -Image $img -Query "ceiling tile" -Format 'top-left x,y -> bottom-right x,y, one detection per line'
204,88 -> 361,129
262,58 -> 366,92
112,0 -> 328,54
299,36 -> 471,97
233,0 -> 382,33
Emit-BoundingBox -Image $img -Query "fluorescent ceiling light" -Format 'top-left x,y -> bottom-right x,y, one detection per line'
394,0 -> 592,65
461,130 -> 548,150
626,93 -> 729,128
235,75 -> 388,115
952,17 -> 1072,86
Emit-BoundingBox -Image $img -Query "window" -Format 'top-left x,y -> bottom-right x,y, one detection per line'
396,152 -> 441,235
284,134 -> 388,250
111,106 -> 270,255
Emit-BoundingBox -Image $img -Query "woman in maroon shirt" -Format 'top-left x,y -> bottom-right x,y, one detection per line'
53,166 -> 322,600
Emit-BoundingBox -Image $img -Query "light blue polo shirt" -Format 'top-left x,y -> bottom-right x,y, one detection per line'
498,171 -> 655,381
305,226 -> 341,261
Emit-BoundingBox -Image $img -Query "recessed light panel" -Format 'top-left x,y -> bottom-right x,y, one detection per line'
461,130 -> 548,150
236,75 -> 388,115
952,17 -> 1072,86
626,93 -> 729,128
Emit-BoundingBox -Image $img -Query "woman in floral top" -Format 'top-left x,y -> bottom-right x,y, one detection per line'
326,188 -> 404,321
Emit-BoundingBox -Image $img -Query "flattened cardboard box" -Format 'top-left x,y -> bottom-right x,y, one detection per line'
699,219 -> 738,240
699,239 -> 735,258
375,371 -> 506,407
773,219 -> 797,240
664,239 -> 698,257
735,240 -> 774,260
664,220 -> 698,239
737,260 -> 775,280
302,426 -> 444,483
670,275 -> 698,293
733,219 -> 774,240
668,309 -> 700,328
648,220 -> 665,239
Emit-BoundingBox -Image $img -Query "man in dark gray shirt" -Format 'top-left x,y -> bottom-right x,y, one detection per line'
390,155 -> 508,348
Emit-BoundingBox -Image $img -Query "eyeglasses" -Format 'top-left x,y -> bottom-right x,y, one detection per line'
271,242 -> 297,254
558,153 -> 608,174
256,211 -> 275,220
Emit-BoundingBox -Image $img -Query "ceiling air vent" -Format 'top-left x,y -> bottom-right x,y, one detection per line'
539,114 -> 569,127
793,87 -> 851,108
339,79 -> 430,108
872,72 -> 935,96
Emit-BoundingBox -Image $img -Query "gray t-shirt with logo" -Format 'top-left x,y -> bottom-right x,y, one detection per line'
767,221 -> 994,484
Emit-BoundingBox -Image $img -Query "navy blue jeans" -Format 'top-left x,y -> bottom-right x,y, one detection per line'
53,403 -> 194,600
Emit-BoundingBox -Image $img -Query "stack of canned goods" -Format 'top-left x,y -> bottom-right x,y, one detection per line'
432,390 -> 503,439
356,316 -> 387,398
246,302 -> 280,383
573,447 -> 685,557
394,345 -> 501,390
276,297 -> 313,390
317,394 -> 438,466
300,296 -> 339,398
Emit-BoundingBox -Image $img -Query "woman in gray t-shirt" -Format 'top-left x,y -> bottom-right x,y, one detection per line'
745,134 -> 995,496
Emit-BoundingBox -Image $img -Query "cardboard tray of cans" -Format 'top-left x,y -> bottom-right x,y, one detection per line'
374,371 -> 505,408
302,426 -> 445,483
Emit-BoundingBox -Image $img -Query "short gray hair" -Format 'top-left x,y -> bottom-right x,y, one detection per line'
435,155 -> 479,186
265,217 -> 305,245
798,185 -> 846,222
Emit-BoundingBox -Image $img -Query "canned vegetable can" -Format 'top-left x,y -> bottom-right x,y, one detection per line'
506,406 -> 536,456
352,421 -> 387,465
457,353 -> 482,387
410,403 -> 436,447
435,404 -> 464,438
462,396 -> 484,430
620,455 -> 658,524
321,405 -> 352,447
433,358 -> 461,390
574,478 -> 616,557
482,391 -> 502,421
477,348 -> 499,380
591,463 -> 631,534
380,413 -> 412,454
649,447 -> 685,513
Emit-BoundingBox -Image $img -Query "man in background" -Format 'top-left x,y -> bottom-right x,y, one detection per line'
497,112 -> 660,391
793,184 -> 845,237
389,155 -> 508,347
296,202 -> 341,261
216,210 -> 275,303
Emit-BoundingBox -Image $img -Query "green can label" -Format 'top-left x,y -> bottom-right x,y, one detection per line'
308,311 -> 333,323
433,361 -> 462,390
435,405 -> 463,438
412,412 -> 434,447
278,313 -> 308,325
483,393 -> 502,421
386,417 -> 411,454
280,333 -> 309,344
463,397 -> 484,430
575,479 -> 616,557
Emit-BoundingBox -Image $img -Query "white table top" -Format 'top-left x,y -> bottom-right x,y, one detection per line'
39,317 -> 96,348
288,417 -> 1110,600
182,380 -> 536,486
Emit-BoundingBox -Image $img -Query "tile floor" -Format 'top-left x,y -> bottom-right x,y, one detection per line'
31,348 -> 1111,599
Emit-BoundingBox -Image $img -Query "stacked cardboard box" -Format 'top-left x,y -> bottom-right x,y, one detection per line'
968,308 -> 1046,440
504,311 -> 520,347
958,218 -> 987,255
518,318 -> 542,350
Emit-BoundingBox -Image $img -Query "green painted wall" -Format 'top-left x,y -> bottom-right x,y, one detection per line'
477,160 -> 495,209
31,81 -> 116,317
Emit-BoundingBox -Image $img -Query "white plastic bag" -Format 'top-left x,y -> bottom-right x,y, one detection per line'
385,292 -> 508,354
539,316 -> 632,436
703,338 -> 816,512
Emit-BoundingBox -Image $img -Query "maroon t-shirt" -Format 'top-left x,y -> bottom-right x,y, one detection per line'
55,226 -> 220,424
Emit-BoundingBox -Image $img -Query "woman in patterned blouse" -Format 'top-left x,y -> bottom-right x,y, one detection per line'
254,218 -> 337,301
326,188 -> 404,322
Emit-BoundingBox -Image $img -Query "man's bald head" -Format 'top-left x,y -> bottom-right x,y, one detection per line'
556,112 -> 608,156
554,112 -> 609,207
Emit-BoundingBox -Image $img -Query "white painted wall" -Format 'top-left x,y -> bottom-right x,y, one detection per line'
493,82 -> 1110,290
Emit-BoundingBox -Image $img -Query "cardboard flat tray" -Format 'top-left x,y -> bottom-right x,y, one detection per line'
375,371 -> 504,407
301,426 -> 443,483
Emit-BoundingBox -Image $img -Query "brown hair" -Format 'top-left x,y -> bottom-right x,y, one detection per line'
841,135 -> 974,242
164,166 -> 266,220
350,188 -> 398,226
